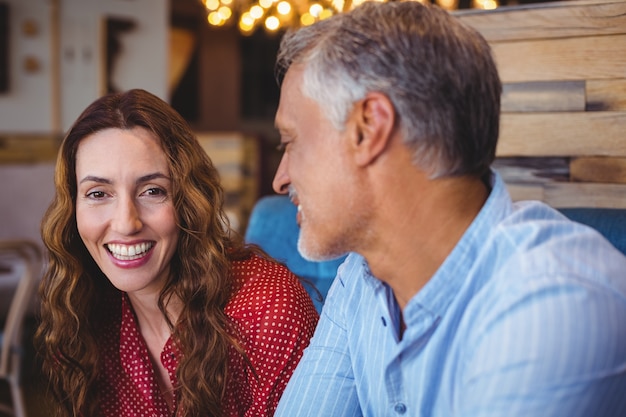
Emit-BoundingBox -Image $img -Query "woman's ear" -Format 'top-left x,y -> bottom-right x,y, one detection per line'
351,92 -> 396,167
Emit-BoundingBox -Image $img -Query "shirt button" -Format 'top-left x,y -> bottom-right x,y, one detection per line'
394,402 -> 407,414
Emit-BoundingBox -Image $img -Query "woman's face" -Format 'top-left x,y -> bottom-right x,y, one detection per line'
75,127 -> 179,296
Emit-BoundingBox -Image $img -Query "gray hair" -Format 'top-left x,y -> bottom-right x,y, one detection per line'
276,1 -> 501,178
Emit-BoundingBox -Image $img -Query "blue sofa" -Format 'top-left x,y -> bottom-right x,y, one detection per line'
244,195 -> 346,312
245,195 -> 626,312
557,208 -> 626,255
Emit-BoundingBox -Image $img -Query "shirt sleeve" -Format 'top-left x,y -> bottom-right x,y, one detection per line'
275,270 -> 363,417
456,271 -> 626,417
226,256 -> 320,417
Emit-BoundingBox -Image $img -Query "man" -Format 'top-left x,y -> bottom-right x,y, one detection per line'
271,1 -> 626,416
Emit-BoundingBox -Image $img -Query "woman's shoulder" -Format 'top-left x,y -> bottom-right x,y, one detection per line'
230,254 -> 300,296
227,254 -> 316,318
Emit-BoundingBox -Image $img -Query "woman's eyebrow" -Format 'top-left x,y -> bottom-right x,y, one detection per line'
78,173 -> 170,185
136,172 -> 171,184
79,175 -> 111,185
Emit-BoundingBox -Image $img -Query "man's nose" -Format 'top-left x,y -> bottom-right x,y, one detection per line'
111,197 -> 143,235
272,153 -> 291,195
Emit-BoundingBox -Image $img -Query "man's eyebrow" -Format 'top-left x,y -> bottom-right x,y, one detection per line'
275,125 -> 295,140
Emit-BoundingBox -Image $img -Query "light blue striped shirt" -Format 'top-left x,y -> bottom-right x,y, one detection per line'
276,172 -> 626,417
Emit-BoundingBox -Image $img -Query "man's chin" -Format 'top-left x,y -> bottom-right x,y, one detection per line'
297,234 -> 324,262
297,234 -> 346,262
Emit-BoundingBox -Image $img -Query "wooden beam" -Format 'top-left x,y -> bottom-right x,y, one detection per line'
456,0 -> 626,42
586,79 -> 626,111
505,181 -> 626,209
544,182 -> 626,208
502,80 -> 585,113
497,112 -> 626,157
505,183 -> 545,202
570,157 -> 626,183
491,34 -> 626,83
493,156 -> 569,183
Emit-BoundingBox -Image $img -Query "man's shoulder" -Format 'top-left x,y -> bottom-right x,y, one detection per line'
459,215 -> 626,347
485,201 -> 626,280
448,201 -> 626,353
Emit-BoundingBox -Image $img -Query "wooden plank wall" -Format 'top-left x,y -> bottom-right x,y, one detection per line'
456,0 -> 626,208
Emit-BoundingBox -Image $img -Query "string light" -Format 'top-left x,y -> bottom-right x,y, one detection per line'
202,0 -> 499,34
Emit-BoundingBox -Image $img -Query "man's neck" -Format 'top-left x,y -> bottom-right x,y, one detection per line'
362,174 -> 489,310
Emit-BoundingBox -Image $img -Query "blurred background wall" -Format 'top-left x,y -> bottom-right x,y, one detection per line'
0,0 -> 570,244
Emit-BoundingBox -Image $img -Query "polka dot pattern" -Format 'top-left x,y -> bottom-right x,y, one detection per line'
223,256 -> 319,416
95,255 -> 318,416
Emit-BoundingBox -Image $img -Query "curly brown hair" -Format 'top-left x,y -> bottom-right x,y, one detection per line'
36,88 -> 255,417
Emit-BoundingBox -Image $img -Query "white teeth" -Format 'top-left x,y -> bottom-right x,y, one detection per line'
297,205 -> 302,212
107,242 -> 153,260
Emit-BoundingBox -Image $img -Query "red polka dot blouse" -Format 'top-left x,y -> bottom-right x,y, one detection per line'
95,254 -> 319,417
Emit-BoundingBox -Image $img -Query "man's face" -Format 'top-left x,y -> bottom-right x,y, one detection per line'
273,65 -> 366,261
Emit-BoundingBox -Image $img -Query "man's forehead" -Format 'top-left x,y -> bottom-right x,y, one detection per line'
276,66 -> 308,124
282,64 -> 306,89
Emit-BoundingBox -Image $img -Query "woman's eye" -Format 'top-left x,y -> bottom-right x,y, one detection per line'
86,190 -> 106,199
143,187 -> 167,197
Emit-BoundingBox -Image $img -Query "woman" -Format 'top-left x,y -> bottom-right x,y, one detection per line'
36,89 -> 318,417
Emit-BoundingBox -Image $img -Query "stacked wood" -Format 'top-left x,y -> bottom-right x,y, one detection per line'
196,132 -> 260,232
456,0 -> 626,208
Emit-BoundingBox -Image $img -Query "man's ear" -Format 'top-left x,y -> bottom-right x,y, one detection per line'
351,92 -> 396,167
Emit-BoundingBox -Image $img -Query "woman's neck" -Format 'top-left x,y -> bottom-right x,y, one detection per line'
127,290 -> 183,412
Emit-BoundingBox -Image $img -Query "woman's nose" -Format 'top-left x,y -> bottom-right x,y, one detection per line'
272,153 -> 291,195
111,197 -> 143,235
